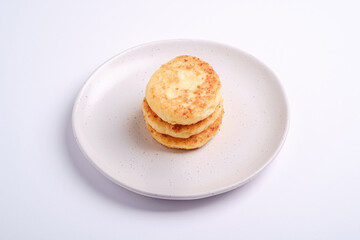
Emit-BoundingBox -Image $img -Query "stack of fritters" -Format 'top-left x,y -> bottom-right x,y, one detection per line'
142,55 -> 224,149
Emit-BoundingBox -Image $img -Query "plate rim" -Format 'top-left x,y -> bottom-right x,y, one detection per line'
72,39 -> 290,200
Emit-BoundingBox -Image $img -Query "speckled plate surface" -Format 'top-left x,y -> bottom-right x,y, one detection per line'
72,39 -> 289,200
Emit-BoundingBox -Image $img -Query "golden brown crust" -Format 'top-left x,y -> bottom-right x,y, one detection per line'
142,98 -> 223,138
145,55 -> 222,125
145,109 -> 224,149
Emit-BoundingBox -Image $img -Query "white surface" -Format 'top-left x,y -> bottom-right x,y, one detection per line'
1,0 -> 359,239
73,39 -> 289,199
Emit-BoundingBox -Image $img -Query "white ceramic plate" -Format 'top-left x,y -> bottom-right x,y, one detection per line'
72,39 -> 289,200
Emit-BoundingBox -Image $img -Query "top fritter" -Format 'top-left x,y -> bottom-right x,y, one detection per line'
145,55 -> 222,125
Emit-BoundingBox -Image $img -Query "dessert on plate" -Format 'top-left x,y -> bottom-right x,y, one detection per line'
142,55 -> 224,149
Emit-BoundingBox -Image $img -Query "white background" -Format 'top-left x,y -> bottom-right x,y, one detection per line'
1,0 -> 359,239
